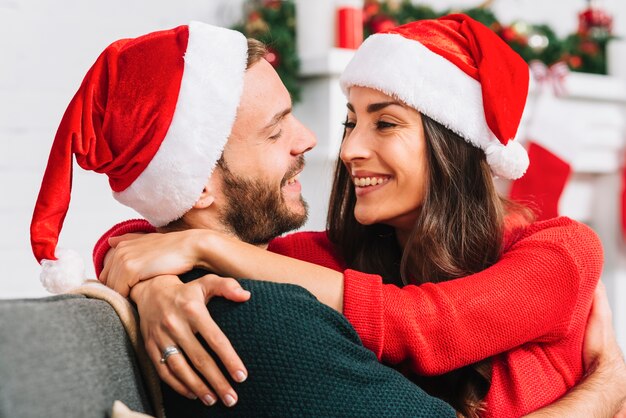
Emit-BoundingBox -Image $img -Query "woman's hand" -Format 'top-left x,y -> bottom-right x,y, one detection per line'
100,230 -> 213,297
582,281 -> 626,416
130,273 -> 251,407
583,282 -> 625,372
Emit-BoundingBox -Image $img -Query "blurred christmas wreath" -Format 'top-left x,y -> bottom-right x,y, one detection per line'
234,0 -> 615,102
233,0 -> 301,102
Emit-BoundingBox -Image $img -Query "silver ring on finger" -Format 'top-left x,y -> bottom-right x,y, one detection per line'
160,345 -> 181,364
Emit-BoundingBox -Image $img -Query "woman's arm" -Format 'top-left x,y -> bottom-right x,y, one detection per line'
342,218 -> 603,374
102,218 -> 603,377
102,228 -> 346,311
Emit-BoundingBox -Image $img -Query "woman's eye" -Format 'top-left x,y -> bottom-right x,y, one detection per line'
342,121 -> 356,129
376,121 -> 396,130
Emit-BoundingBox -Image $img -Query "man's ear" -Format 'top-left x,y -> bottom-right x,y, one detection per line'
193,179 -> 216,209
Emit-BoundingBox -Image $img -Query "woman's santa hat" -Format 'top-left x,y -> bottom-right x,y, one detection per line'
340,14 -> 530,180
30,22 -> 248,293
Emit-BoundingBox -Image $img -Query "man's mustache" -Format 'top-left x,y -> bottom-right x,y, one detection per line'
281,156 -> 305,186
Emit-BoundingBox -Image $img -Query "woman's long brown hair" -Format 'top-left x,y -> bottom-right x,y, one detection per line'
327,114 -> 529,417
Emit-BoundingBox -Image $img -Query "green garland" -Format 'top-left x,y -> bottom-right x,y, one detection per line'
234,0 -> 614,102
233,0 -> 300,102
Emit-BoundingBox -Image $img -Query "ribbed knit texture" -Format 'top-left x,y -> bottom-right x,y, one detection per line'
94,216 -> 603,417
269,217 -> 603,417
164,272 -> 456,417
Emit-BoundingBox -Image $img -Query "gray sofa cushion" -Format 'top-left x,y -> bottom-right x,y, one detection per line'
0,294 -> 153,418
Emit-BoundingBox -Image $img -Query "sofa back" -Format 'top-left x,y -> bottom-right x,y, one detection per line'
0,294 -> 153,418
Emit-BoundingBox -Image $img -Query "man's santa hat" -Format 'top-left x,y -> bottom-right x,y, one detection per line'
340,14 -> 530,180
30,22 -> 248,293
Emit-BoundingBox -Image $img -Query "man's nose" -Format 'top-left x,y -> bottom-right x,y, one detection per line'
292,118 -> 317,155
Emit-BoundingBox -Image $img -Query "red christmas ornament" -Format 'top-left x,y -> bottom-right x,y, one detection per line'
265,47 -> 281,68
368,15 -> 397,34
579,40 -> 599,55
264,0 -> 281,10
363,1 -> 380,21
568,55 -> 583,69
578,6 -> 613,36
249,11 -> 261,22
499,26 -> 516,42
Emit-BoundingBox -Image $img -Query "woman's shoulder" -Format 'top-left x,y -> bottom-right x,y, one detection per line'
509,216 -> 600,244
505,216 -> 603,270
268,231 -> 346,271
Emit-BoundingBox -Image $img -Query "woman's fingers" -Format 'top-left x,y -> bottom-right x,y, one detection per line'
108,233 -> 147,248
200,275 -> 251,302
133,274 -> 250,407
185,300 -> 248,383
192,275 -> 250,383
156,295 -> 242,407
582,281 -> 616,370
164,349 -> 222,407
173,330 -> 240,407
148,335 -> 221,407
145,340 -> 199,401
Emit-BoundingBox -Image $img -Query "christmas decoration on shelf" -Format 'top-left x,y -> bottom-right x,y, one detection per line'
233,0 -> 615,101
337,3 -> 364,49
233,0 -> 301,102
563,0 -> 614,74
364,0 -> 614,75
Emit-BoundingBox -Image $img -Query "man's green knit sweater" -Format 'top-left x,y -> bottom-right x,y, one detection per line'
162,270 -> 455,417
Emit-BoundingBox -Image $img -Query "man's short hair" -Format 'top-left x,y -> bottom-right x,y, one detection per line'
246,38 -> 267,69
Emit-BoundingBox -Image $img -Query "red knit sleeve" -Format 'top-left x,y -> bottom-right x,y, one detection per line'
342,217 -> 603,375
92,219 -> 156,278
268,231 -> 346,271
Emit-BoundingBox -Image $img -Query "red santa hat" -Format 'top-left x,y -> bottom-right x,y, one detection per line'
339,14 -> 530,180
30,22 -> 248,293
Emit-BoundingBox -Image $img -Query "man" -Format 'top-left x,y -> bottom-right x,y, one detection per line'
30,22 -> 456,417
31,22 -> 625,417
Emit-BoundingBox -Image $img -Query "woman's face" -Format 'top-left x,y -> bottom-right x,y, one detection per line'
341,86 -> 428,233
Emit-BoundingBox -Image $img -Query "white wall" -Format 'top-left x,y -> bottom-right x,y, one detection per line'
0,0 -> 245,298
2,0 -> 625,299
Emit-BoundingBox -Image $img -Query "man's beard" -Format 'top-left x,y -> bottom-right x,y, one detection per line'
217,157 -> 308,245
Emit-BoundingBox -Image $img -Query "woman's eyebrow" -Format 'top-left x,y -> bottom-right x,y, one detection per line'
345,101 -> 405,113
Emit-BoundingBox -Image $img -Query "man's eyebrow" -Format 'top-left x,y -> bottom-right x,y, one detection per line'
346,101 -> 405,113
261,107 -> 292,132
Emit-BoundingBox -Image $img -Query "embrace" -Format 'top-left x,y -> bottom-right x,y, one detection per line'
31,15 -> 626,418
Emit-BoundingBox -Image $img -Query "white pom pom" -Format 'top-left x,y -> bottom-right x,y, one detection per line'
40,248 -> 86,294
485,140 -> 529,180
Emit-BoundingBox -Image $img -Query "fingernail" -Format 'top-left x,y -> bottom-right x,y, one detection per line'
224,394 -> 237,407
236,288 -> 250,296
187,392 -> 198,400
202,394 -> 216,406
235,370 -> 247,382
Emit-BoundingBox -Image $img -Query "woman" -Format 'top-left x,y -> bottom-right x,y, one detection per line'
97,15 -> 609,417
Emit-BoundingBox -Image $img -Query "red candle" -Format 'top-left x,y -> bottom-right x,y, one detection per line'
337,6 -> 364,49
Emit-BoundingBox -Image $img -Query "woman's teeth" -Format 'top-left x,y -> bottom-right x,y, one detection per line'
353,176 -> 389,187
